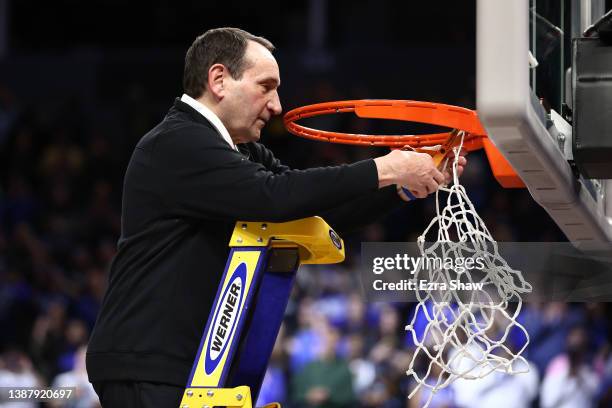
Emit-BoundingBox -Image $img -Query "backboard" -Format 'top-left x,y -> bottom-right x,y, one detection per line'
477,0 -> 612,248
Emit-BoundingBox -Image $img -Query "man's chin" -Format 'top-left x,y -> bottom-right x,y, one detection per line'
233,131 -> 260,144
249,130 -> 262,142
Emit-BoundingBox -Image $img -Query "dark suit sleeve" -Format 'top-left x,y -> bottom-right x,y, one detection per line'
317,186 -> 405,235
248,142 -> 406,234
155,126 -> 380,222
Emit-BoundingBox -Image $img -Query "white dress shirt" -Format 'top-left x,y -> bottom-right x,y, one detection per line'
180,94 -> 238,151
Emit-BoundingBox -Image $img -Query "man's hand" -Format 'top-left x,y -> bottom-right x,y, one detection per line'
374,150 -> 445,198
441,149 -> 467,184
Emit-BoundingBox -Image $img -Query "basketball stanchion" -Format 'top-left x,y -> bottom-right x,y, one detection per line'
284,100 -> 533,408
180,217 -> 345,408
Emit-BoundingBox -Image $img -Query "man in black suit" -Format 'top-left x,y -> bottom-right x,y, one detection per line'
86,27 -> 465,407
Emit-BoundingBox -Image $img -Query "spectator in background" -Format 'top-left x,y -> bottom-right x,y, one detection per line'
286,297 -> 326,373
521,302 -> 584,375
0,350 -> 41,408
541,326 -> 600,408
409,360 -> 455,408
256,325 -> 288,407
29,299 -> 67,381
449,355 -> 539,408
369,304 -> 401,359
51,346 -> 100,408
292,324 -> 355,407
446,314 -> 538,408
56,319 -> 89,374
344,332 -> 376,398
344,292 -> 368,333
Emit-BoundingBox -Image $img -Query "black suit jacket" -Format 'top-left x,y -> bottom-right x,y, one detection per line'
86,98 -> 403,385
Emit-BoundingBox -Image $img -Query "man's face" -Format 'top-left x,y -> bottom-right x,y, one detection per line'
220,41 -> 282,144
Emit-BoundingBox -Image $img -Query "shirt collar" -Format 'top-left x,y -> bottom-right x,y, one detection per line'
180,94 -> 238,151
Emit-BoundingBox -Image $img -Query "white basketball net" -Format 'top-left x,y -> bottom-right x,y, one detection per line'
404,132 -> 532,408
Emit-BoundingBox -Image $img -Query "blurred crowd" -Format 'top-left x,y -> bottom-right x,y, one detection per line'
256,267 -> 612,408
0,70 -> 611,408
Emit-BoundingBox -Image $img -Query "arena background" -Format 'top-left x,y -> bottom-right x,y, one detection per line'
0,1 -> 611,407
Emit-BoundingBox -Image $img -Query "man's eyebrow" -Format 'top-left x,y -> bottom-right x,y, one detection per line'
260,77 -> 280,87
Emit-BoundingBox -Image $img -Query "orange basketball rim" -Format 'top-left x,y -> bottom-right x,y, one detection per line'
283,100 -> 525,188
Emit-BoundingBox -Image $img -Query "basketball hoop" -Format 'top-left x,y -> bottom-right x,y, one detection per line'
284,100 -> 533,408
284,99 -> 485,149
284,99 -> 524,188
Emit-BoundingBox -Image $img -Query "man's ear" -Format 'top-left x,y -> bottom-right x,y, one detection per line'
207,63 -> 227,100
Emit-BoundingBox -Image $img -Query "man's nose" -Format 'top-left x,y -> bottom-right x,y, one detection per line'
268,91 -> 282,115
